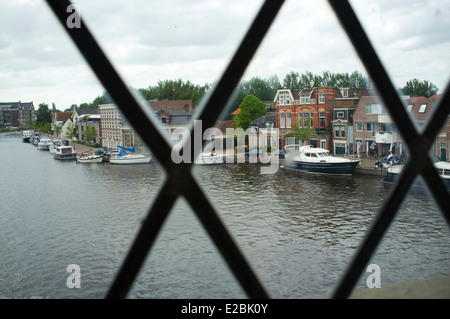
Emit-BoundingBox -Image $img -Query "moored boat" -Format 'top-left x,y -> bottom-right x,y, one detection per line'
53,145 -> 76,160
110,153 -> 152,164
382,155 -> 450,189
22,130 -> 33,143
283,144 -> 360,175
37,135 -> 52,150
49,138 -> 65,154
31,133 -> 40,146
109,145 -> 151,164
76,151 -> 103,163
195,152 -> 228,165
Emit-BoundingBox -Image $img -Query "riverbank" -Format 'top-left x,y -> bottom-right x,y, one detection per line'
355,158 -> 386,176
71,141 -> 386,176
349,275 -> 450,299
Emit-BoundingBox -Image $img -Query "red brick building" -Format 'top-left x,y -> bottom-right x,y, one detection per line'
274,87 -> 371,151
353,95 -> 442,159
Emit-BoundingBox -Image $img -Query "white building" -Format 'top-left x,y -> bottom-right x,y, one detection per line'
98,104 -> 135,149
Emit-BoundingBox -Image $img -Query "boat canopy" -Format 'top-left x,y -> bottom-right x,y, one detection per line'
117,145 -> 135,153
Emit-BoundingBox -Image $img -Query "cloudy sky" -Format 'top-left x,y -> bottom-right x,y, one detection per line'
1,0 -> 449,109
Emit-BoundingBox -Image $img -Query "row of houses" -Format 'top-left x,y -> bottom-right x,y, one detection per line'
248,87 -> 447,161
51,99 -> 194,149
15,88 -> 446,162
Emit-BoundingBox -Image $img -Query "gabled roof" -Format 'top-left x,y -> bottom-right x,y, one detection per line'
249,115 -> 276,128
19,102 -> 34,110
231,108 -> 240,115
54,112 -> 72,122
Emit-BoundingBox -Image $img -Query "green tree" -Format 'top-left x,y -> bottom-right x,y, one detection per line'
402,78 -> 438,98
36,103 -> 52,124
66,123 -> 77,140
84,124 -> 97,144
54,125 -> 61,137
39,122 -> 52,134
64,104 -> 77,112
283,71 -> 301,90
25,117 -> 36,129
232,95 -> 266,130
51,102 -> 62,113
222,75 -> 280,120
290,119 -> 315,144
139,79 -> 210,109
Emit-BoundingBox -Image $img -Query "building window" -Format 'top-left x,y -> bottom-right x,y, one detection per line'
280,111 -> 285,128
365,104 -> 379,115
356,121 -> 363,131
286,112 -> 291,128
340,88 -> 348,97
407,104 -> 413,112
366,121 -> 377,136
419,103 -> 427,113
319,112 -> 325,127
337,111 -> 344,118
278,90 -> 291,106
319,93 -> 325,104
301,112 -> 313,127
334,125 -> 340,138
334,125 -> 346,138
301,94 -> 310,104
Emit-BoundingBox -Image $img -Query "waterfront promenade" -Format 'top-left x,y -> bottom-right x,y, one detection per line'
68,136 -> 384,175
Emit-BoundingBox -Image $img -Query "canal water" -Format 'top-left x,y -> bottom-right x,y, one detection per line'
1,132 -> 449,298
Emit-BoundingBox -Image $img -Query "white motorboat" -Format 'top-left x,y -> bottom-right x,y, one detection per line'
195,152 -> 227,165
22,130 -> 33,143
283,144 -> 360,175
53,145 -> 76,160
383,155 -> 450,189
76,151 -> 103,163
109,145 -> 151,164
37,136 -> 52,150
49,138 -> 63,154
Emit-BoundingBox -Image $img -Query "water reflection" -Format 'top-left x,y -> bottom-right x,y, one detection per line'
1,132 -> 449,298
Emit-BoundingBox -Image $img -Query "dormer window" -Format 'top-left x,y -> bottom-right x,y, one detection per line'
300,94 -> 310,104
340,88 -> 349,97
277,90 -> 291,105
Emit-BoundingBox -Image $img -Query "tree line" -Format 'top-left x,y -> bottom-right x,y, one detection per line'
35,70 -> 439,127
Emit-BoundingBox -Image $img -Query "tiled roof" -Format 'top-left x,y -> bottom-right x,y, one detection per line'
231,108 -> 240,115
54,112 -> 72,122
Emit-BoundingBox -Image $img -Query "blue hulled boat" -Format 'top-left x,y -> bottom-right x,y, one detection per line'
282,144 -> 360,176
